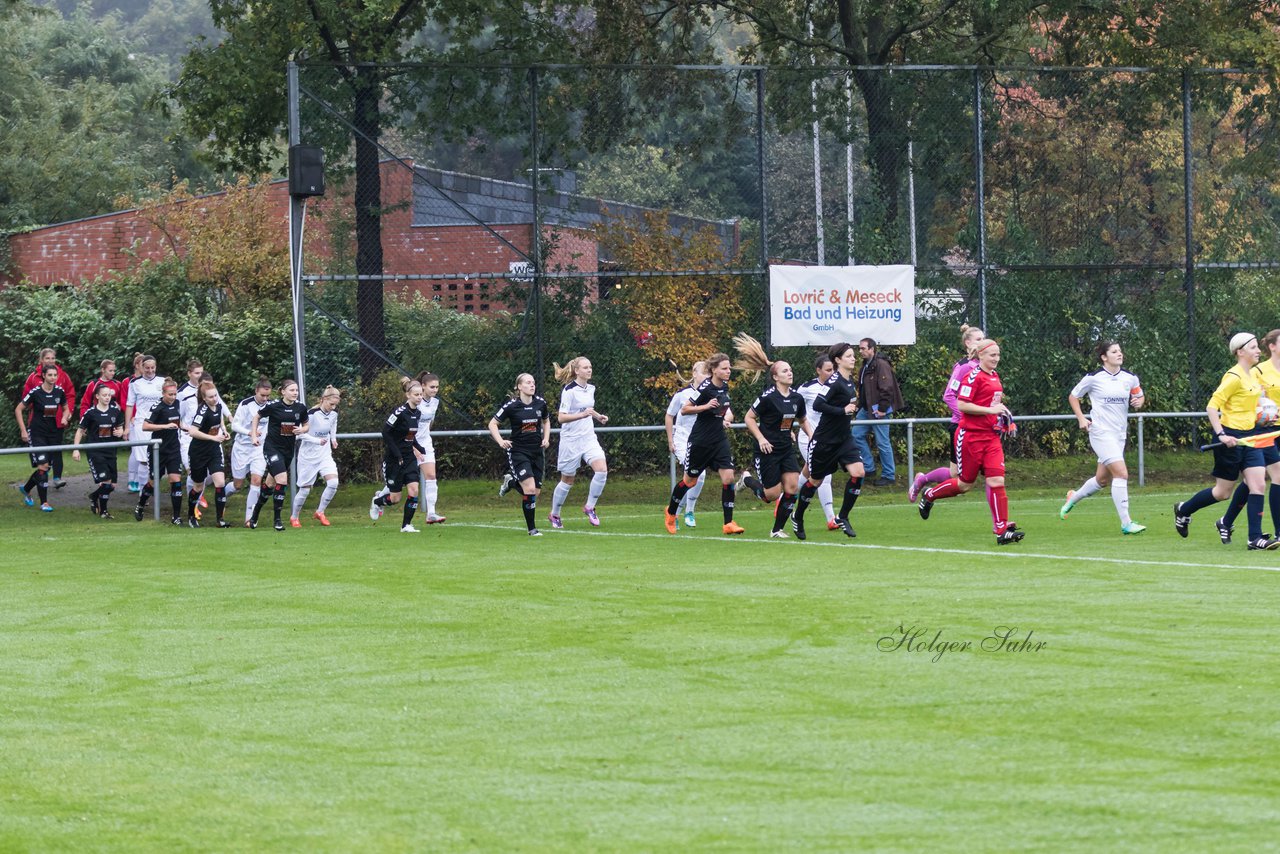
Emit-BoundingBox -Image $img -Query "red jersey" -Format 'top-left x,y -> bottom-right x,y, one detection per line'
22,364 -> 76,428
956,366 -> 1003,433
79,377 -> 125,419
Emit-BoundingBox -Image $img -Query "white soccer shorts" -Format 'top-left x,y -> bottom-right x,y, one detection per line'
557,436 -> 606,473
1089,431 -> 1127,466
230,442 -> 267,480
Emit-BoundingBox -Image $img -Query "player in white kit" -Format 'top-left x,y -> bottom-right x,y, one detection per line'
290,385 -> 341,527
123,355 -> 166,486
230,378 -> 273,525
413,372 -> 447,524
1060,340 -> 1146,533
548,357 -> 609,528
664,360 -> 708,528
796,352 -> 839,531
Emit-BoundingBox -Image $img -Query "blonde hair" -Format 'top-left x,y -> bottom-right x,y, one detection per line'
732,333 -> 775,382
973,338 -> 1000,357
670,359 -> 708,386
317,384 -> 340,405
961,324 -> 985,357
553,356 -> 589,385
511,373 -> 534,398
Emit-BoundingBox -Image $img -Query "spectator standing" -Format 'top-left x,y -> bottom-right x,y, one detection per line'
851,339 -> 904,487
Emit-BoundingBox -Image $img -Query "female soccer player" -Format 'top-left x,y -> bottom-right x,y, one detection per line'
121,353 -> 144,491
734,334 -> 813,538
664,360 -> 708,528
250,378 -> 310,531
1059,341 -> 1146,533
489,373 -> 552,536
796,352 -> 839,531
414,372 -> 446,524
663,353 -> 744,536
230,378 -> 273,525
549,357 -> 609,529
124,355 -> 165,496
789,343 -> 863,540
78,358 -> 122,421
291,385 -> 341,527
371,380 -> 426,533
134,378 -> 185,524
184,380 -> 231,528
72,382 -> 124,517
1215,328 -> 1280,544
1172,332 -> 1279,550
910,324 -> 986,503
16,365 -> 72,512
917,339 -> 1025,545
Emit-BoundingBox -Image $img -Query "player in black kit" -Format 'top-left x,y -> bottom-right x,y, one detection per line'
371,379 -> 427,533
250,378 -> 309,530
487,372 -> 551,536
15,365 -> 71,512
790,342 -> 865,541
184,380 -> 231,528
72,382 -> 124,517
135,378 -> 186,524
664,353 -> 745,536
733,334 -> 813,538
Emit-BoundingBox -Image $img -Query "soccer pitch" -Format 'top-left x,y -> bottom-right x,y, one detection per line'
3,463 -> 1280,850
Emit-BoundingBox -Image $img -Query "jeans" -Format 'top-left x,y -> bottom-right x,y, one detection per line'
851,408 -> 895,481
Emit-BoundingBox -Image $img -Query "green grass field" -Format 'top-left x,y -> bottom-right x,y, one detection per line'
3,451 -> 1280,851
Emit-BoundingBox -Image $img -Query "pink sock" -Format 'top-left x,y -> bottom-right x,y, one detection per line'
925,467 -> 950,483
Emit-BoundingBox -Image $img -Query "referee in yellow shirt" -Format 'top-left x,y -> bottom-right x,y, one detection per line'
1173,332 -> 1280,550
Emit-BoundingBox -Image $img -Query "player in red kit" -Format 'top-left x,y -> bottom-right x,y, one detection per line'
916,338 -> 1025,545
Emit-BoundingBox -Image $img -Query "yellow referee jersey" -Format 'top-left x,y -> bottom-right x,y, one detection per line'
1209,365 -> 1263,430
1252,359 -> 1280,406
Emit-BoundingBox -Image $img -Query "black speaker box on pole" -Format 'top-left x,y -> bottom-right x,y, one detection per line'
288,145 -> 325,197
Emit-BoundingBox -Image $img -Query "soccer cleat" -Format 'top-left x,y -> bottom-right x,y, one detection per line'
369,493 -> 383,521
244,519 -> 256,529
791,516 -> 807,540
171,516 -> 183,526
40,503 -> 53,513
98,510 -> 113,520
498,473 -> 515,497
290,517 -> 301,528
1059,490 -> 1076,519
89,497 -> 100,516
664,509 -> 678,534
996,524 -> 1025,546
834,517 -> 856,538
1173,502 -> 1190,538
127,481 -> 139,493
273,519 -> 285,532
918,493 -> 934,520
908,473 -> 927,503
1121,521 -> 1147,535
425,513 -> 446,524
528,528 -> 543,537
401,524 -> 421,533
188,516 -> 200,528
583,505 -> 601,527
313,510 -> 331,527
549,513 -> 563,529
683,511 -> 696,528
827,519 -> 839,531
53,479 -> 66,490
16,485 -> 34,507
770,530 -> 789,539
1214,517 -> 1233,545
215,520 -> 231,528
1247,534 -> 1280,551
723,521 -> 745,535
133,505 -> 145,522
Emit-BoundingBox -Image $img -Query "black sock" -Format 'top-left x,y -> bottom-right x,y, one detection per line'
24,472 -> 38,493
774,492 -> 796,532
52,452 -> 63,480
272,485 -> 285,522
838,476 -> 862,519
188,490 -> 200,517
170,485 -> 184,518
794,481 -> 817,521
252,489 -> 269,523
1221,481 -> 1249,526
138,482 -> 153,509
36,473 -> 48,503
522,493 -> 537,530
722,484 -> 736,524
215,486 -> 227,522
403,496 -> 417,527
667,480 -> 692,515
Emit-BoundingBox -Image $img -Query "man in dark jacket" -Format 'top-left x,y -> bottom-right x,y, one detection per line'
852,338 -> 905,486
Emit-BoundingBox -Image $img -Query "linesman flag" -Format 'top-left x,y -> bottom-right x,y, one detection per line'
1199,430 -> 1280,452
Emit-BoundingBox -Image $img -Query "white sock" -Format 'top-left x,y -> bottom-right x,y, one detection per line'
819,476 -> 835,522
291,486 -> 311,519
318,480 -> 338,512
245,484 -> 261,521
1111,478 -> 1131,525
1075,476 -> 1102,502
586,471 -> 607,508
551,481 -> 572,516
684,471 -> 706,512
424,479 -> 438,515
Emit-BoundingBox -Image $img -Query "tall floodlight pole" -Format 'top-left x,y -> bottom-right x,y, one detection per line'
287,61 -> 307,404
809,20 -> 825,263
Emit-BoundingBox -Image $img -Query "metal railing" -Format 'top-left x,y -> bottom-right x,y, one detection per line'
1,438 -> 164,520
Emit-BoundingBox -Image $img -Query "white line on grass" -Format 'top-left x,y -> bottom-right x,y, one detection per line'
453,522 -> 1280,575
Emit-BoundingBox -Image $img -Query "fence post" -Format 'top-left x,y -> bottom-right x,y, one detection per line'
973,68 -> 988,331
1137,414 -> 1145,488
151,440 -> 160,522
906,419 -> 915,486
1182,68 -> 1199,414
756,67 -> 770,345
529,66 -> 544,390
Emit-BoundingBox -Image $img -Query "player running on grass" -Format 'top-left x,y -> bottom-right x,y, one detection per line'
250,379 -> 309,531
796,352 -> 839,531
412,372 -> 447,525
917,338 -> 1025,546
134,378 -> 186,525
230,378 -> 273,526
1211,328 -> 1280,545
664,353 -> 744,536
1059,340 -> 1146,534
489,373 -> 552,536
71,382 -> 124,518
789,342 -> 863,541
548,356 -> 609,530
664,360 -> 709,529
371,380 -> 427,533
911,324 -> 986,504
184,380 -> 231,528
290,385 -> 342,528
15,365 -> 71,512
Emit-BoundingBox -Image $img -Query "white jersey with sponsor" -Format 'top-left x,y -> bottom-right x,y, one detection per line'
558,382 -> 597,442
126,375 -> 167,423
1070,368 -> 1140,440
298,407 -> 338,459
665,386 -> 699,450
231,396 -> 268,448
416,397 -> 439,430
796,378 -> 826,435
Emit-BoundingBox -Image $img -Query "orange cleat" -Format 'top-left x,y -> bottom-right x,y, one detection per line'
723,521 -> 745,535
664,508 -> 678,534
313,510 -> 331,527
290,517 -> 301,528
827,519 -> 839,531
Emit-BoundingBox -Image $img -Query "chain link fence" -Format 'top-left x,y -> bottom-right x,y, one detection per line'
286,62 -> 1280,478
